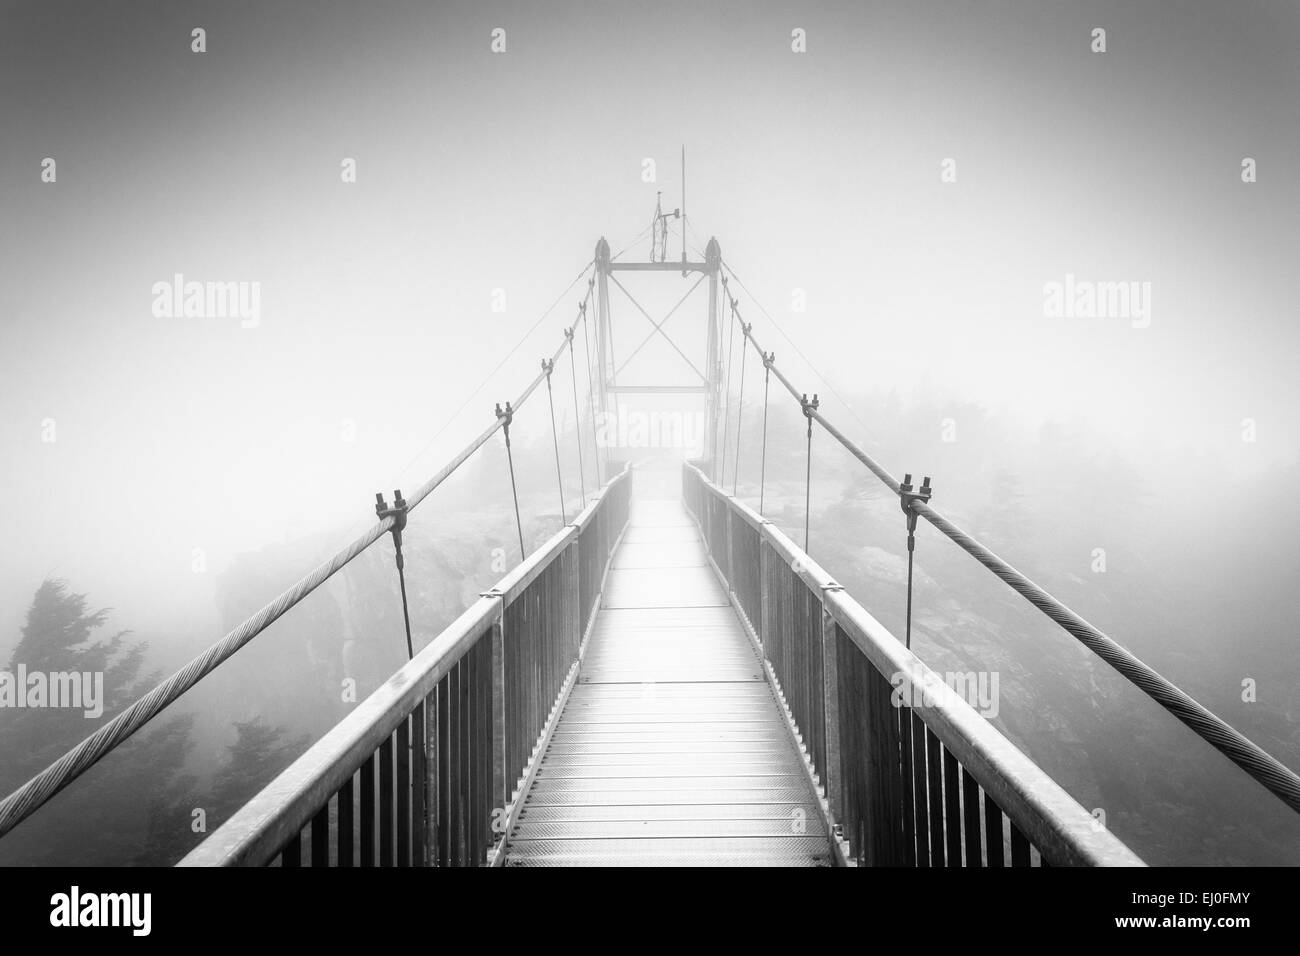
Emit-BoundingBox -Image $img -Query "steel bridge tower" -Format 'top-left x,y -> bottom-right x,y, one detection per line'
591,234 -> 724,477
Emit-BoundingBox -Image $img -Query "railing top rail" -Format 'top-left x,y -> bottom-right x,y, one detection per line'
178,593 -> 498,867
684,462 -> 1144,867
721,289 -> 1300,817
694,467 -> 841,591
178,464 -> 628,867
493,465 -> 630,605
825,590 -> 1143,867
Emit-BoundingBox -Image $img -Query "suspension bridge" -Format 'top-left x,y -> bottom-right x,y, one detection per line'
2,225 -> 1298,867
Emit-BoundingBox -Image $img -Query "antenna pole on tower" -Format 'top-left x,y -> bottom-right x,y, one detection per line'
681,146 -> 687,276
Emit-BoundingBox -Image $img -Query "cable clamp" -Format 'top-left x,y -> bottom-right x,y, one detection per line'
375,489 -> 409,569
542,358 -> 554,377
564,326 -> 574,344
495,401 -> 515,449
375,489 -> 408,534
800,393 -> 820,419
898,473 -> 933,539
763,351 -> 775,370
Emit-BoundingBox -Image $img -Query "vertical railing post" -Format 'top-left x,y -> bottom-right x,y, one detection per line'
724,499 -> 735,589
488,594 -> 508,816
758,535 -> 772,650
864,665 -> 906,866
567,538 -> 581,661
820,597 -> 843,823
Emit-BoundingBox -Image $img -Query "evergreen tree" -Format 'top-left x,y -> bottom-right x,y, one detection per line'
0,578 -> 197,864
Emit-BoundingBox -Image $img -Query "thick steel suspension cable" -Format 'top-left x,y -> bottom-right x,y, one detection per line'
719,277 -> 1300,816
0,238 -> 634,843
0,518 -> 388,841
0,318 -> 577,842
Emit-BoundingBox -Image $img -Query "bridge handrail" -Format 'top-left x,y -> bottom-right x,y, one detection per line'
0,331 -> 579,844
684,462 -> 1144,866
180,464 -> 631,866
728,303 -> 1300,817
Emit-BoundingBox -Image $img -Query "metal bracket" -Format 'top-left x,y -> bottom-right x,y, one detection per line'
374,490 -> 409,560
898,473 -> 933,537
375,489 -> 408,531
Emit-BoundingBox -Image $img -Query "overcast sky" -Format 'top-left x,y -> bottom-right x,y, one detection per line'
1,0 -> 1297,649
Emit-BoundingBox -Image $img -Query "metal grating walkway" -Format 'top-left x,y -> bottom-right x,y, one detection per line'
505,497 -> 832,866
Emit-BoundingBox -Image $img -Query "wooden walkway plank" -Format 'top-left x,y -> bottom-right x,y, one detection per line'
505,497 -> 832,866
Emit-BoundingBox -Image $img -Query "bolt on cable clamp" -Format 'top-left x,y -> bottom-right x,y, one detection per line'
375,489 -> 409,533
375,489 -> 409,566
542,358 -> 554,376
898,474 -> 933,539
495,401 -> 514,427
763,351 -> 775,370
800,393 -> 820,419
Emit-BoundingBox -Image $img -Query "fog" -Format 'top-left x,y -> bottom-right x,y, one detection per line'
1,0 -> 1297,863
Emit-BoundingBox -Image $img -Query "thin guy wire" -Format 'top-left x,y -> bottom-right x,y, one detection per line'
544,363 -> 567,524
732,331 -> 748,495
759,359 -> 771,515
568,334 -> 587,505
